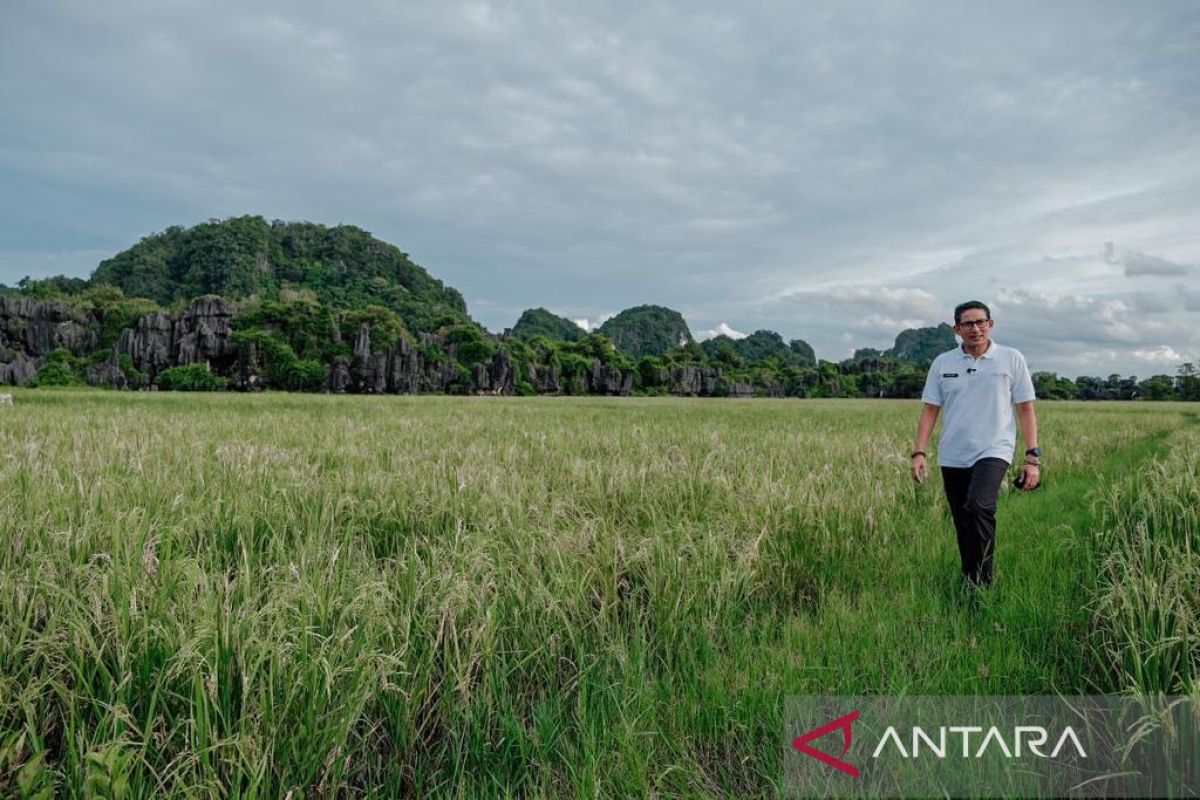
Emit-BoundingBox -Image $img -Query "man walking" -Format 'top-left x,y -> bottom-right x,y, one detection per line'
911,301 -> 1040,588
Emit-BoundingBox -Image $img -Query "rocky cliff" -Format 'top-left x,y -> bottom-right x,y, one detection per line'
0,295 -> 756,397
0,296 -> 97,384
114,296 -> 237,382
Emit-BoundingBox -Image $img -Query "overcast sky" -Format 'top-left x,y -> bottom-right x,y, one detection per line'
3,1 -> 1198,377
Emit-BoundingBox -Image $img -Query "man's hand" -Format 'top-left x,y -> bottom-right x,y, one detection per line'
1019,463 -> 1040,491
911,404 -> 939,486
911,454 -> 928,484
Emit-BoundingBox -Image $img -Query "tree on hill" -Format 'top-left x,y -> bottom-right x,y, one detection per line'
788,338 -> 817,367
511,307 -> 584,342
705,337 -> 745,368
597,305 -> 692,358
4,275 -> 90,299
91,216 -> 471,334
885,323 -> 956,363
701,329 -> 816,367
735,330 -> 790,364
701,335 -> 741,360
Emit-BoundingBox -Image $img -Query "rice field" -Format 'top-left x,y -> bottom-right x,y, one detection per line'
0,391 -> 1196,798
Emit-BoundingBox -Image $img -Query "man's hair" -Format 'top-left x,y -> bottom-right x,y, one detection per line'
954,300 -> 991,324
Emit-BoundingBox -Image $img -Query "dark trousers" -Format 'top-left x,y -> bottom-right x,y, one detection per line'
941,458 -> 1008,586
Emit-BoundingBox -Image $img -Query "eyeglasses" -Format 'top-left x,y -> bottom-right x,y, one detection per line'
956,319 -> 991,329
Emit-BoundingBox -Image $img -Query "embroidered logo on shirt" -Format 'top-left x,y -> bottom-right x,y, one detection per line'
942,372 -> 959,378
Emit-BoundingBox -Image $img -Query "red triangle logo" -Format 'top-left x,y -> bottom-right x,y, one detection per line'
791,709 -> 859,778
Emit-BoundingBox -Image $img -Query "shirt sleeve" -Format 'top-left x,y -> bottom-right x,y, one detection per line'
920,360 -> 943,406
1011,351 -> 1035,403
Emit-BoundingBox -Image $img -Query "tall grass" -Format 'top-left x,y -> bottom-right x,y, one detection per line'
1089,427 -> 1200,695
0,391 -> 1194,797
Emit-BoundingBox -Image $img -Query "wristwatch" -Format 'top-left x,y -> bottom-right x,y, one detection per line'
1025,447 -> 1042,458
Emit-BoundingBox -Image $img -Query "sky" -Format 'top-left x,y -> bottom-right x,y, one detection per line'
2,0 -> 1198,378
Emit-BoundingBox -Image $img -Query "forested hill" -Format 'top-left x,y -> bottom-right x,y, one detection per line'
511,308 -> 584,342
852,324 -> 956,362
596,305 -> 692,358
91,216 -> 470,334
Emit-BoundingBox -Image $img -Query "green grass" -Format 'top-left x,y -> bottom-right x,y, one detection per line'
0,391 -> 1196,797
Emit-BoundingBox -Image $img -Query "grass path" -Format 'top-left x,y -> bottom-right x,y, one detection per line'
771,420 -> 1181,696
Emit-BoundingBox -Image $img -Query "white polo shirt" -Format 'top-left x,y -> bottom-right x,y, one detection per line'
920,341 -> 1036,468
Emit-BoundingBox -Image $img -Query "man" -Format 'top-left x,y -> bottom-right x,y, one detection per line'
911,301 -> 1040,588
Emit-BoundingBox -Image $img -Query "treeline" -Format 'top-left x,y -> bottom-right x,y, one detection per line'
8,283 -> 1198,401
0,279 -> 944,398
0,285 -> 867,396
3,216 -> 1197,400
1032,368 -> 1200,401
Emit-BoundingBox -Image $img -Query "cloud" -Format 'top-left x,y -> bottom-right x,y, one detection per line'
1179,284 -> 1200,312
985,288 -> 1198,374
852,314 -> 932,333
1,1 -> 1198,378
1124,292 -> 1173,314
1123,252 -> 1191,277
779,286 -> 943,323
1105,241 -> 1192,276
694,322 -> 747,341
1069,345 -> 1193,376
1131,345 -> 1186,364
572,312 -> 614,332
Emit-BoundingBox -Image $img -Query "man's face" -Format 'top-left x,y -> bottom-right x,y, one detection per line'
955,309 -> 993,348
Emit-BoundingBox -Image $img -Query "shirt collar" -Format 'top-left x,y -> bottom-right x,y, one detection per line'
959,341 -> 997,359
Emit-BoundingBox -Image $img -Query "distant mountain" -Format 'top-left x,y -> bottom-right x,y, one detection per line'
597,305 -> 692,358
511,307 -> 583,342
885,323 -> 956,363
701,329 -> 816,367
91,216 -> 470,334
